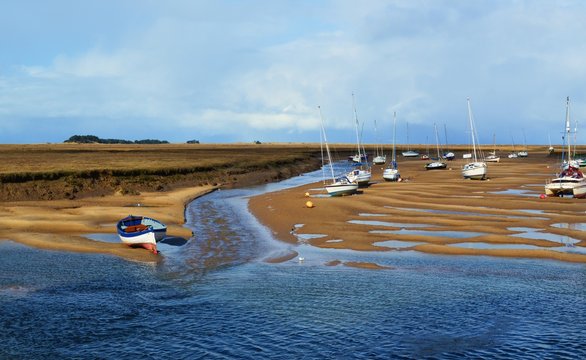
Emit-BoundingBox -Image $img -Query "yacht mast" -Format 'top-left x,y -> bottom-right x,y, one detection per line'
318,106 -> 336,181
467,98 -> 478,162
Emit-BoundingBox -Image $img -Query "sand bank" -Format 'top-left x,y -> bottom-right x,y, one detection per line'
249,152 -> 586,268
0,185 -> 216,262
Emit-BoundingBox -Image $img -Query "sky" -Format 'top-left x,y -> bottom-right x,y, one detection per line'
1,0 -> 586,145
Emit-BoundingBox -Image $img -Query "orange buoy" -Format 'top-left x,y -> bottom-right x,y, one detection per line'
304,192 -> 310,197
305,200 -> 314,208
539,194 -> 546,199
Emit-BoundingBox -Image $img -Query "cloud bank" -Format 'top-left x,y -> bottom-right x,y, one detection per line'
1,0 -> 586,145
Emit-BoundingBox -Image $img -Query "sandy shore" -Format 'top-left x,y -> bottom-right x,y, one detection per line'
249,152 -> 586,268
0,185 -> 216,262
3,145 -> 586,267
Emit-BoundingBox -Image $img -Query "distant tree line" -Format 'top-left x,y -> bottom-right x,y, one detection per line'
64,135 -> 169,144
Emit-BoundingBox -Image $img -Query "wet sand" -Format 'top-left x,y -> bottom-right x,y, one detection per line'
0,186 -> 216,262
249,152 -> 586,268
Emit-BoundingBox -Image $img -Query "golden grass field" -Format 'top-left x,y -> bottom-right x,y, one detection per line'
0,143 -> 326,201
1,143 -> 572,176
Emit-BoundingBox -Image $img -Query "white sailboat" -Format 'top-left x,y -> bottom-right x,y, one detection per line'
442,124 -> 455,160
461,98 -> 487,180
517,130 -> 528,157
402,121 -> 419,157
486,133 -> 500,163
372,119 -> 386,165
544,97 -> 586,198
508,137 -> 518,158
346,94 -> 372,186
420,135 -> 430,160
383,112 -> 401,181
318,106 -> 359,196
425,123 -> 447,170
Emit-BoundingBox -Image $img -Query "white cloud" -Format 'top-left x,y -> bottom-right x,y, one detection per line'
1,0 -> 586,144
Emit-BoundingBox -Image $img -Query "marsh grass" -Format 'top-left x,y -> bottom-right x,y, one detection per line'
0,143 -> 569,201
0,143 -> 334,200
0,143 -> 323,177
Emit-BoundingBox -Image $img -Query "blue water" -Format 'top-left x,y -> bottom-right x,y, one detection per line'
1,165 -> 585,359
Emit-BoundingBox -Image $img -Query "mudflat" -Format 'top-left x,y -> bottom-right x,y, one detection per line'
250,149 -> 586,267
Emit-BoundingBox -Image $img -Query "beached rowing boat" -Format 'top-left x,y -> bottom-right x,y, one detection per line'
116,215 -> 167,253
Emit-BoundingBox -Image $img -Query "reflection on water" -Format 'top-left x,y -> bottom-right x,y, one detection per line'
391,206 -> 486,216
374,240 -> 427,248
85,233 -> 119,243
1,164 -> 585,359
508,227 -> 580,245
295,233 -> 328,241
1,240 -> 584,359
371,229 -> 485,238
450,242 -> 543,250
349,220 -> 436,228
490,189 -> 539,196
449,242 -> 586,255
388,207 -> 548,220
551,223 -> 586,231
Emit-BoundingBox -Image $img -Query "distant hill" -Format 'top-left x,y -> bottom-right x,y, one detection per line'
64,135 -> 169,144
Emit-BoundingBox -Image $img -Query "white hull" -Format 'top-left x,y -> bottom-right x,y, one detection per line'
373,155 -> 386,165
485,155 -> 500,163
402,151 -> 419,157
325,182 -> 359,196
545,177 -> 586,198
508,153 -> 518,158
347,169 -> 371,186
118,231 -> 157,246
462,162 -> 487,179
382,168 -> 400,181
544,98 -> 584,198
574,184 -> 586,198
425,161 -> 447,170
443,152 -> 455,160
116,215 -> 167,253
462,153 -> 472,159
517,151 -> 528,157
350,154 -> 367,163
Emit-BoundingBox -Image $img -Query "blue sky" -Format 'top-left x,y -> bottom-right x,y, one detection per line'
1,0 -> 586,145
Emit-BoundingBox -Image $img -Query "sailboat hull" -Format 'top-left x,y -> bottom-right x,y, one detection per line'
402,151 -> 419,157
443,152 -> 455,160
545,177 -> 586,198
325,183 -> 359,196
373,155 -> 386,165
485,155 -> 500,163
462,162 -> 487,180
347,169 -> 371,186
382,168 -> 400,181
425,162 -> 447,170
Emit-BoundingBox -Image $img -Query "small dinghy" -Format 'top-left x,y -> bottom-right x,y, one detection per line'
116,215 -> 167,254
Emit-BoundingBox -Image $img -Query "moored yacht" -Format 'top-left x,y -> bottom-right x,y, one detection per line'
461,98 -> 487,180
545,97 -> 586,198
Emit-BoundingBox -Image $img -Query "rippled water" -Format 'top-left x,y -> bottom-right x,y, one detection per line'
1,164 -> 585,359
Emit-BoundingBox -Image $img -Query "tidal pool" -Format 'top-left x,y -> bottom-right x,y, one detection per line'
508,227 -> 581,244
